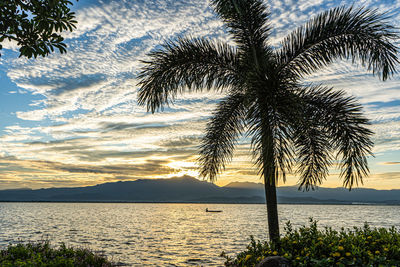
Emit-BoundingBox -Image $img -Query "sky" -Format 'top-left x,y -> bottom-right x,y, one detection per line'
0,0 -> 400,190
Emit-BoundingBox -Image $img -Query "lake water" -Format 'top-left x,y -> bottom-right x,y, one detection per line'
0,203 -> 399,266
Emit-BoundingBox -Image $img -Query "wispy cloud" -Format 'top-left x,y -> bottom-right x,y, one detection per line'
379,162 -> 400,165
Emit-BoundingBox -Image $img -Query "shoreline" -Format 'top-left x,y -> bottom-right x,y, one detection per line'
0,200 -> 399,206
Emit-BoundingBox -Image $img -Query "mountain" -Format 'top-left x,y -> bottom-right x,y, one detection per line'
0,177 -> 399,204
276,185 -> 400,203
0,176 -> 259,203
224,181 -> 263,190
225,181 -> 400,204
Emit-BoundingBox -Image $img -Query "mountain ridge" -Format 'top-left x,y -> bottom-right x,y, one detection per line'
0,176 -> 399,204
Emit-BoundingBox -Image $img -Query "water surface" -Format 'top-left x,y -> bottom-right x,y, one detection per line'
0,203 -> 399,266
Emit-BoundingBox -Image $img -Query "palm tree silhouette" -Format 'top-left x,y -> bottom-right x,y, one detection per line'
137,0 -> 398,242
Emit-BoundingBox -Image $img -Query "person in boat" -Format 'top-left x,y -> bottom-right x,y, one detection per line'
206,208 -> 222,212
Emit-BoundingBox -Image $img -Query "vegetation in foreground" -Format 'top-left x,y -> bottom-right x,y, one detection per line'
223,219 -> 400,267
0,241 -> 115,267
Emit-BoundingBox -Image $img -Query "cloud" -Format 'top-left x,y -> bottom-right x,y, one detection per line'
379,162 -> 400,165
158,136 -> 200,148
0,156 -> 178,188
368,172 -> 400,181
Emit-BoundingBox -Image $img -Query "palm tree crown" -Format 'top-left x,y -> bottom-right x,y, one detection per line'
137,0 -> 398,242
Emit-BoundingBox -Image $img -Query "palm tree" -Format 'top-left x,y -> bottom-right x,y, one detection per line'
137,0 -> 398,242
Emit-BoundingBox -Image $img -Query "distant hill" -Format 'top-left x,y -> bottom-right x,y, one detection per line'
0,176 -> 399,204
276,185 -> 400,204
225,181 -> 400,204
224,181 -> 263,190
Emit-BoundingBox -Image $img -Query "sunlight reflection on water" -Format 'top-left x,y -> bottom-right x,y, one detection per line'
0,203 -> 399,266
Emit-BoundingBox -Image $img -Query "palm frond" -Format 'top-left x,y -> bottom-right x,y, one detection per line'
246,98 -> 294,184
299,85 -> 373,189
293,120 -> 332,191
278,6 -> 399,80
211,0 -> 271,51
199,92 -> 247,182
137,37 -> 238,113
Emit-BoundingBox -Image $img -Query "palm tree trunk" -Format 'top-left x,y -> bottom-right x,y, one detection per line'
261,120 -> 280,243
264,168 -> 280,243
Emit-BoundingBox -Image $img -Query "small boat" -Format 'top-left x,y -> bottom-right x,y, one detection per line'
206,208 -> 222,213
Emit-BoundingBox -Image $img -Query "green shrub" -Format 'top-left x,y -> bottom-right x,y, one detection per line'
0,241 -> 115,267
222,219 -> 400,266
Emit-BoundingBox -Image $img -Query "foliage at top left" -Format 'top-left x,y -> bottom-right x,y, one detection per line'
0,0 -> 77,58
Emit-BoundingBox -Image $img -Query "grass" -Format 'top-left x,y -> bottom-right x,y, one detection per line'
222,219 -> 400,266
0,241 -> 115,267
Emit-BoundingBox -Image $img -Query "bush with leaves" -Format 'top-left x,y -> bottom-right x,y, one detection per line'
222,219 -> 400,266
0,241 -> 115,266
